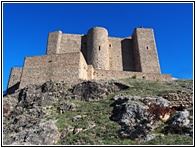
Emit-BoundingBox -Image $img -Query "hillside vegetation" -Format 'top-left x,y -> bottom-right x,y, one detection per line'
3,78 -> 193,145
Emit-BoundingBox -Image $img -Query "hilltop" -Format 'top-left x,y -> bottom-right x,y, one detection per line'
3,78 -> 193,145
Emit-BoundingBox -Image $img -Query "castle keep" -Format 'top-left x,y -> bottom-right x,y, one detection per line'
7,27 -> 171,93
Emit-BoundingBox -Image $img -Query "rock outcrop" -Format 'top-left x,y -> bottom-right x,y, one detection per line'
3,79 -> 193,145
3,80 -> 129,145
110,95 -> 193,142
71,80 -> 130,101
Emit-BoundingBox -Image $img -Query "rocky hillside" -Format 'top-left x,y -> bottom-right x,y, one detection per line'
3,78 -> 193,145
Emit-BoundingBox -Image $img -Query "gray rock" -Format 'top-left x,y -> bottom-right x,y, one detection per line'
155,97 -> 171,107
110,95 -> 171,141
3,120 -> 60,145
140,134 -> 157,143
162,109 -> 193,138
167,110 -> 190,126
3,94 -> 19,117
71,80 -> 129,101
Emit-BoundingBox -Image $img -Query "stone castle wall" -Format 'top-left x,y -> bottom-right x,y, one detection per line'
132,28 -> 161,73
7,68 -> 23,94
78,52 -> 88,80
93,69 -> 171,81
87,27 -> 110,70
108,37 -> 136,71
108,37 -> 123,71
60,34 -> 83,54
7,27 -> 172,91
20,52 -> 84,88
47,31 -> 84,55
46,28 -> 137,72
46,31 -> 62,55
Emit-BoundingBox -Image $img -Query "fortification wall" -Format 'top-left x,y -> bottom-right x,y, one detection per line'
79,52 -> 88,80
132,28 -> 161,74
59,34 -> 83,54
108,37 -> 123,71
121,38 -> 135,71
87,27 -> 109,70
20,52 -> 82,88
7,67 -> 23,94
46,31 -> 62,55
7,27 -> 171,92
108,37 -> 135,71
46,32 -> 87,55
93,69 -> 171,81
87,65 -> 94,79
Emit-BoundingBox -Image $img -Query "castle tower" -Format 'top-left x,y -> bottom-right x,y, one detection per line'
87,27 -> 109,70
46,30 -> 62,55
132,28 -> 161,74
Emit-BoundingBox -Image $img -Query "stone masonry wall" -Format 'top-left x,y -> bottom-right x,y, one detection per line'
47,32 -> 87,56
7,27 -> 171,92
79,52 -> 88,80
93,69 -> 171,81
46,27 -> 137,72
7,67 -> 23,94
108,37 -> 123,71
46,31 -> 62,55
132,28 -> 161,74
20,52 -> 82,88
108,37 -> 135,71
59,34 -> 83,54
46,27 -> 160,74
87,27 -> 109,70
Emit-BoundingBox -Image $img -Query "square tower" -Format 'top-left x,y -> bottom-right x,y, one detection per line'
132,28 -> 161,74
46,31 -> 62,55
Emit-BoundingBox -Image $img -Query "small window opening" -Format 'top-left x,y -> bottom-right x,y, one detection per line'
48,60 -> 52,63
99,46 -> 101,50
146,46 -> 149,49
109,44 -> 112,47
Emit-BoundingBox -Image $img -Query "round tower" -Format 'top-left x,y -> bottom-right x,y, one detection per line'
87,27 -> 109,70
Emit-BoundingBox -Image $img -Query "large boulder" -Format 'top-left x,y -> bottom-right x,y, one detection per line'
110,94 -> 193,141
163,110 -> 193,138
110,95 -> 172,141
71,80 -> 130,101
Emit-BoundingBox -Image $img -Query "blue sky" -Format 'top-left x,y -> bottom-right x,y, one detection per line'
3,2 -> 194,91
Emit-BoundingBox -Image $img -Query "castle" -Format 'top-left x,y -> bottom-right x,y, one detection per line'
7,27 -> 172,93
